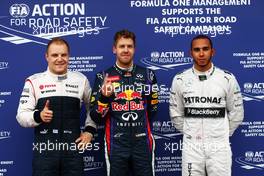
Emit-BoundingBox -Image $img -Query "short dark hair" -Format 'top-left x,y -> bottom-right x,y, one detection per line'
46,37 -> 70,53
191,35 -> 213,49
113,29 -> 136,47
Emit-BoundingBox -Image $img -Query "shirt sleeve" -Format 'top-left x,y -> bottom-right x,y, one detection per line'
90,72 -> 111,124
146,69 -> 158,119
83,77 -> 97,135
226,75 -> 244,136
169,76 -> 185,133
16,79 -> 40,127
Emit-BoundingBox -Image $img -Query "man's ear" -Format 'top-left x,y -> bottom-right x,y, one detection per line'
212,48 -> 215,57
45,53 -> 49,62
189,49 -> 193,58
112,46 -> 116,54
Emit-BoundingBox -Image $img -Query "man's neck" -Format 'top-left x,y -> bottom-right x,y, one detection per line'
194,62 -> 212,72
116,62 -> 133,71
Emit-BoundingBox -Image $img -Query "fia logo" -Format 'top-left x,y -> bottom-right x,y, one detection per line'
9,4 -> 30,18
151,51 -> 160,60
235,151 -> 264,170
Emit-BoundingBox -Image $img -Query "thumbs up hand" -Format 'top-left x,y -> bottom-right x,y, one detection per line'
101,73 -> 114,97
40,100 -> 53,123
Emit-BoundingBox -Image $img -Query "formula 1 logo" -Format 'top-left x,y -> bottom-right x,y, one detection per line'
121,112 -> 138,121
235,151 -> 264,170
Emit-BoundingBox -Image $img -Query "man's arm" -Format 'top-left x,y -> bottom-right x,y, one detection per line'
83,78 -> 97,135
16,79 -> 40,127
75,77 -> 97,148
146,69 -> 158,119
226,74 -> 244,136
169,76 -> 185,133
90,72 -> 111,124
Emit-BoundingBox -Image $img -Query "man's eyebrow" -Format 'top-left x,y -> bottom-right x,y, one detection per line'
193,46 -> 209,48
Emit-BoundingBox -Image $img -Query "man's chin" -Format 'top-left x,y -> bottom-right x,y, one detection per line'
54,69 -> 67,75
120,60 -> 133,66
197,61 -> 210,67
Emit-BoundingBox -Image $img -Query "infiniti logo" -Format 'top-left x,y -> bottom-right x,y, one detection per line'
121,112 -> 138,121
136,74 -> 143,78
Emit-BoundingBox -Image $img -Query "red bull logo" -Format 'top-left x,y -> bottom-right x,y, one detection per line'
131,91 -> 142,99
115,89 -> 142,101
115,92 -> 128,100
112,101 -> 144,111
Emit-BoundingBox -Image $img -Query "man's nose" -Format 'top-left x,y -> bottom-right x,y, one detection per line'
124,46 -> 129,52
199,50 -> 204,56
57,55 -> 64,61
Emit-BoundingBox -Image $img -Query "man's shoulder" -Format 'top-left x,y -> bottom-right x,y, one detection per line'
135,64 -> 146,70
26,71 -> 46,81
170,68 -> 192,85
214,67 -> 236,79
134,65 -> 158,83
174,67 -> 192,78
93,66 -> 113,80
134,64 -> 153,72
68,70 -> 86,80
96,65 -> 119,80
105,65 -> 116,73
134,64 -> 156,77
96,65 -> 114,74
